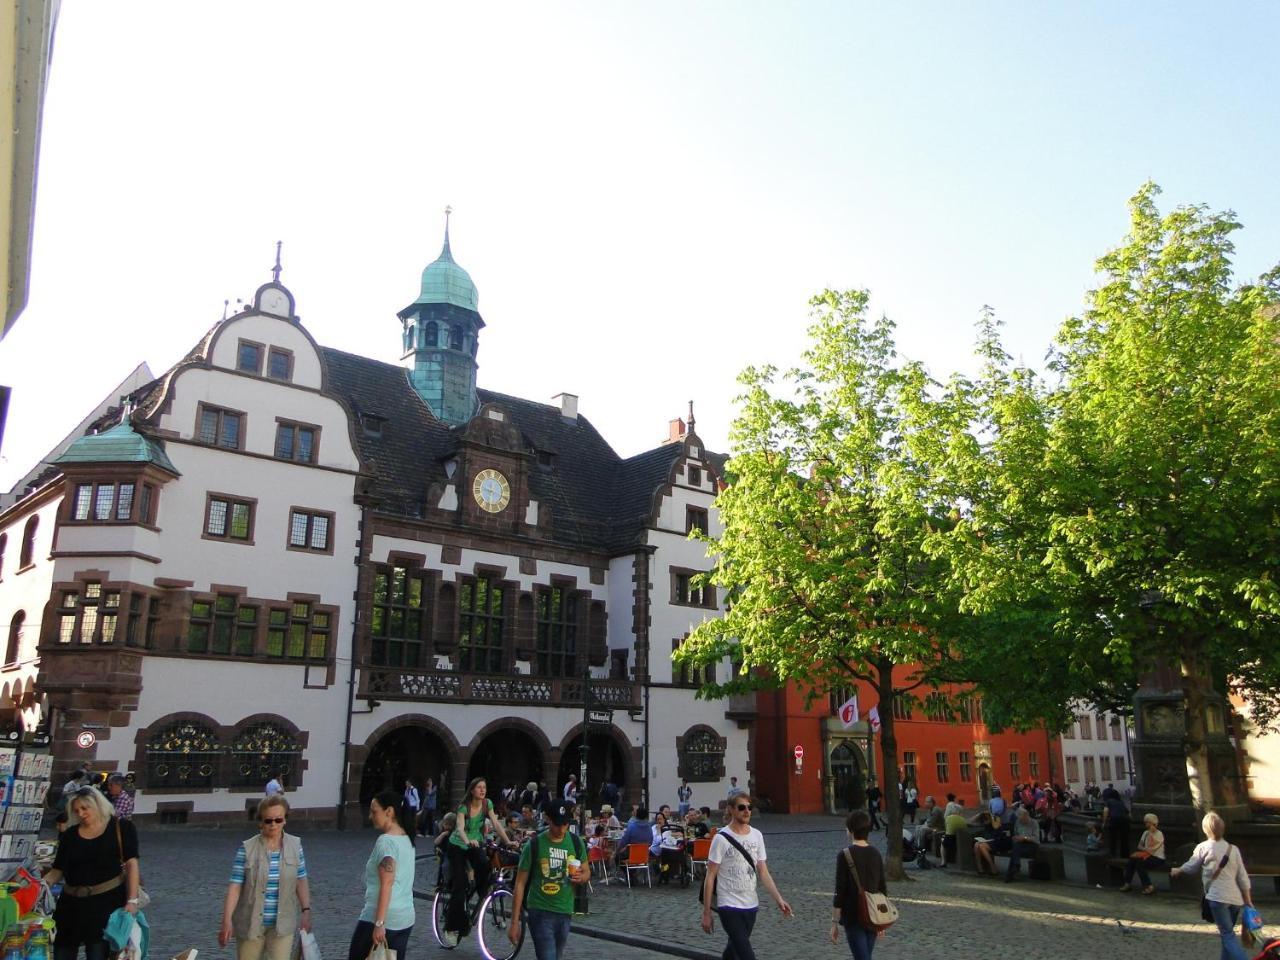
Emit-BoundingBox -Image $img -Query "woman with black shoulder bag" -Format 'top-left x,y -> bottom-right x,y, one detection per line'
831,809 -> 895,960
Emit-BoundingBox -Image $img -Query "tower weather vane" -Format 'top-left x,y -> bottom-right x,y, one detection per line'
271,241 -> 283,283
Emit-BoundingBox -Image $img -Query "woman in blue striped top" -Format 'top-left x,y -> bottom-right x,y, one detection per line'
220,795 -> 313,960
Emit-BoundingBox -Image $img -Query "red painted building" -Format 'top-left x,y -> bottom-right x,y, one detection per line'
755,671 -> 1063,814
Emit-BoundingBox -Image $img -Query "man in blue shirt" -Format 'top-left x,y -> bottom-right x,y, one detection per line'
614,806 -> 653,869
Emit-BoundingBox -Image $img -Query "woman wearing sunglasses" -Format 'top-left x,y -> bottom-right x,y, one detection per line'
219,795 -> 313,960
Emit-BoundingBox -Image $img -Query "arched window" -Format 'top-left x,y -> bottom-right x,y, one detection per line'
677,725 -> 725,782
18,517 -> 37,568
424,321 -> 438,347
4,612 -> 24,666
0,533 -> 7,578
449,325 -> 462,350
145,718 -> 220,788
230,720 -> 301,788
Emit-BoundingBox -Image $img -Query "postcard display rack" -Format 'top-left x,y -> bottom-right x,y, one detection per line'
0,737 -> 52,882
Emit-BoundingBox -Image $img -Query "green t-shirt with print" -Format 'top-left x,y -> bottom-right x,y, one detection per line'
517,829 -> 585,915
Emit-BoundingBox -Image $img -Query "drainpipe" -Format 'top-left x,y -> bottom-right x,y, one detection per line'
337,505 -> 371,830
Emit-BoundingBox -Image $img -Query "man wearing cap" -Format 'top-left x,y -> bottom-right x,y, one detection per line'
509,803 -> 589,959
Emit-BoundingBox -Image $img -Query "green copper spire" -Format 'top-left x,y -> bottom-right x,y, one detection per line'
416,206 -> 479,311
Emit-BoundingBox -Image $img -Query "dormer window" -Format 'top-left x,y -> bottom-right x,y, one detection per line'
686,506 -> 709,536
361,414 -> 385,438
537,450 -> 555,469
237,340 -> 263,375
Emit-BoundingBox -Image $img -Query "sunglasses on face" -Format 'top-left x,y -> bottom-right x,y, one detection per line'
736,804 -> 753,812
261,817 -> 286,825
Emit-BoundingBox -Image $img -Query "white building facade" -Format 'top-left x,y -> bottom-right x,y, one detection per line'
0,233 -> 749,823
1058,703 -> 1134,795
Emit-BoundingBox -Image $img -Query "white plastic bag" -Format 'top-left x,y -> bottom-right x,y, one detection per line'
298,930 -> 321,960
366,943 -> 395,960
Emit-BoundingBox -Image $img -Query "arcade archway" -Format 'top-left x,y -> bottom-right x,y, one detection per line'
827,739 -> 866,814
360,723 -> 452,807
467,724 -> 545,797
555,729 -> 628,808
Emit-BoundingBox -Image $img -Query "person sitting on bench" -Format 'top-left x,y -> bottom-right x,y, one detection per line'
1005,807 -> 1039,882
1121,813 -> 1165,894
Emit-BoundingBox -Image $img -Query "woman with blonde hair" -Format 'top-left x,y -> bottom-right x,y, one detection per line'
42,786 -> 141,960
1171,811 -> 1253,960
1121,812 -> 1165,894
219,795 -> 312,960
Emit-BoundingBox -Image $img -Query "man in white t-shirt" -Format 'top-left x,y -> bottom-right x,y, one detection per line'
700,791 -> 792,959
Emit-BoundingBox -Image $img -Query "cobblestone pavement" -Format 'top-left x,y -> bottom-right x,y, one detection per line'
119,818 -> 1266,960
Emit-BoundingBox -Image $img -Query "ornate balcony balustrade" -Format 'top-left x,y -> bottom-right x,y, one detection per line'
361,663 -> 640,708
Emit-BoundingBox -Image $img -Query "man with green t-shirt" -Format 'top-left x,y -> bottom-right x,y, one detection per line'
509,802 -> 588,959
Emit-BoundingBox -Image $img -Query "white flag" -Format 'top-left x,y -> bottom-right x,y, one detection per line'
838,695 -> 859,728
868,706 -> 881,733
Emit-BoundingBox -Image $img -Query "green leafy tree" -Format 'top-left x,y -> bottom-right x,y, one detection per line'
676,289 -> 969,878
933,184 -> 1280,810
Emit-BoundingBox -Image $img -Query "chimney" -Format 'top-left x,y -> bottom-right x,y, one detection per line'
553,393 -> 578,421
666,418 -> 686,444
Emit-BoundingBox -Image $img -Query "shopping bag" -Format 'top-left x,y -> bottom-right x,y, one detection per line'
298,930 -> 321,960
366,943 -> 395,960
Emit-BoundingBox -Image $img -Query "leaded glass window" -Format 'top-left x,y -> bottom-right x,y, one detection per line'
371,565 -> 426,667
534,585 -> 575,677
459,578 -> 504,673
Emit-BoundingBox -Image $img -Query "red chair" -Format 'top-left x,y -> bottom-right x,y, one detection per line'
624,842 -> 652,888
689,837 -> 712,880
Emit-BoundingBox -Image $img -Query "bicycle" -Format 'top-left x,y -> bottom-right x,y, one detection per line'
431,840 -> 525,960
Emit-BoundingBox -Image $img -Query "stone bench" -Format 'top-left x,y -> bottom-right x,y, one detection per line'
1086,853 -> 1280,895
954,827 -> 1065,879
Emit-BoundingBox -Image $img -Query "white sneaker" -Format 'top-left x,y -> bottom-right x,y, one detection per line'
443,932 -> 460,948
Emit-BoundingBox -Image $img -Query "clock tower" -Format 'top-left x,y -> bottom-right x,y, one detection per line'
397,209 -> 484,425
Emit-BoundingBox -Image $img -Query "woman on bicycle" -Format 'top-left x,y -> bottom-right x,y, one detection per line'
443,777 -> 516,947
348,790 -> 415,960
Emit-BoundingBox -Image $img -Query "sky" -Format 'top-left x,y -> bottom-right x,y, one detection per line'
2,1 -> 1278,490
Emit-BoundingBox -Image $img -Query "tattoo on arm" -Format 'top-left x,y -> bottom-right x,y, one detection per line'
378,856 -> 396,875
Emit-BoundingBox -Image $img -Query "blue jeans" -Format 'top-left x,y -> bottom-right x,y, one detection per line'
525,909 -> 571,960
1005,839 -> 1038,878
844,923 -> 876,960
1207,900 -> 1249,960
716,907 -> 758,960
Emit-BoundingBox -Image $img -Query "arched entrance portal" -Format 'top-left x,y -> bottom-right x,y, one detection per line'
556,732 -> 626,808
828,740 -> 865,814
360,725 -> 451,807
467,727 -> 544,798
977,763 -> 992,805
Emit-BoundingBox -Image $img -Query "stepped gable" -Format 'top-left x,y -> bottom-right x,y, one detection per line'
320,346 -> 453,515
475,388 -> 626,549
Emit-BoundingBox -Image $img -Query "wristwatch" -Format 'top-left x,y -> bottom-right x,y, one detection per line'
374,920 -> 385,928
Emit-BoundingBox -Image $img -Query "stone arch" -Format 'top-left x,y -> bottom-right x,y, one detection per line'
825,736 -> 869,814
555,722 -> 638,809
466,716 -> 552,805
352,713 -> 460,811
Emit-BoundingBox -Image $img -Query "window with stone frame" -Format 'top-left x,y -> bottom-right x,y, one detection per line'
237,339 -> 263,374
196,404 -> 243,450
56,590 -> 79,643
922,691 -> 951,722
1110,717 -> 1123,741
69,481 -> 137,523
1115,755 -> 1126,781
1009,751 -> 1020,780
188,595 -> 255,656
1029,751 -> 1040,781
371,565 -> 428,668
677,726 -> 725,782
274,421 -> 318,464
958,750 -> 972,782
458,577 -> 504,673
672,569 -> 715,608
892,697 -> 914,721
267,347 -> 293,381
1083,755 -> 1097,783
265,601 -> 328,660
18,516 -> 37,568
145,718 -> 220,789
1062,719 -> 1076,739
1078,714 -> 1092,739
56,582 -> 121,645
1100,755 -> 1112,781
534,584 -> 576,678
230,721 -> 301,788
901,750 -> 918,784
1095,714 -> 1108,739
685,506 -> 709,536
1066,756 -> 1080,782
287,509 -> 332,552
5,611 -> 24,666
204,495 -> 254,541
935,750 -> 950,782
671,636 -> 715,688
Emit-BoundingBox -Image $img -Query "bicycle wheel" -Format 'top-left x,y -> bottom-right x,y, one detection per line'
431,889 -> 455,949
477,888 -> 523,960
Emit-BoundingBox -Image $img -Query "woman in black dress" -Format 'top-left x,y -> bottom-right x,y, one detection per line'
42,786 -> 141,960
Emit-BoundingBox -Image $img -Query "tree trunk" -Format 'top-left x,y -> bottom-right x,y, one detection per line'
876,658 -> 907,881
1179,642 -> 1216,813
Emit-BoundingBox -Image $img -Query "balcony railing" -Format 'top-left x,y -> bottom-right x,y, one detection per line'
362,664 -> 640,708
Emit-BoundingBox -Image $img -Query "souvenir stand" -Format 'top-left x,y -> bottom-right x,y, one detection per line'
0,731 -> 54,960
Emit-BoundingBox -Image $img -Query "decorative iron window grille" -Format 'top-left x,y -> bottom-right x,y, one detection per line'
145,720 -> 220,788
231,722 -> 301,788
681,728 -> 725,782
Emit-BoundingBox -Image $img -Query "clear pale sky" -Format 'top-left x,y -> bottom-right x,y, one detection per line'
1,2 -> 1277,489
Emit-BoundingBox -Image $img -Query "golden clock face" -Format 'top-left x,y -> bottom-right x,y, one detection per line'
472,468 -> 511,513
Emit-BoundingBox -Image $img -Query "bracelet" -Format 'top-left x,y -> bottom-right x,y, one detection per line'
301,907 -> 311,912
127,899 -> 139,905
